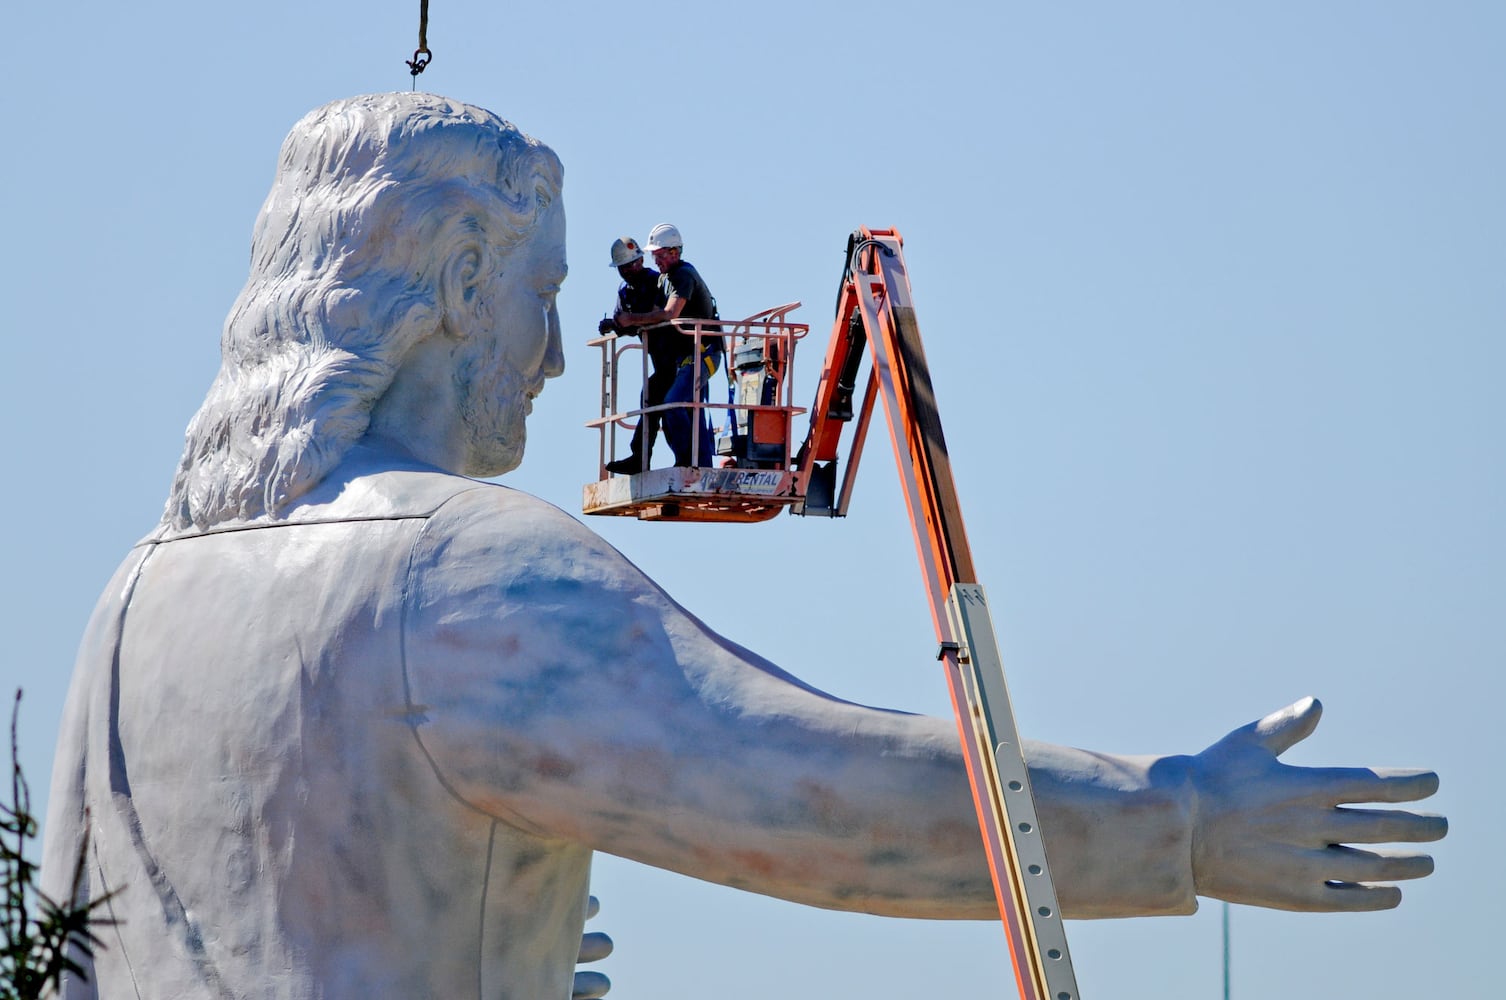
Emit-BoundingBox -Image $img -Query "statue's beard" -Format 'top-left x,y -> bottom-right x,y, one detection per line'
454,332 -> 529,478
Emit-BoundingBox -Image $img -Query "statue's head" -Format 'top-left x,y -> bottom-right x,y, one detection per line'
165,92 -> 565,530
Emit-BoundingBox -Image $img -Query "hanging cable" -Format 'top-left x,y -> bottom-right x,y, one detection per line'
406,0 -> 432,87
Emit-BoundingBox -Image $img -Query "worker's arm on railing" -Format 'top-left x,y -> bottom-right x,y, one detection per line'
615,294 -> 686,330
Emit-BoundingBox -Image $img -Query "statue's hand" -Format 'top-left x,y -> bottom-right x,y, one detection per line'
573,895 -> 613,999
1189,696 -> 1446,912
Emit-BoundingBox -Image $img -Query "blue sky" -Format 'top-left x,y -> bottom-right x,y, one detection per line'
2,2 -> 1501,996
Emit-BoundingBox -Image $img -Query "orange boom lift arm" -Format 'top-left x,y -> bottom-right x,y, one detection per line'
793,229 -> 1080,1000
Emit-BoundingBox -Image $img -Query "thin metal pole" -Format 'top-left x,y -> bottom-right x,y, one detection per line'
1222,902 -> 1231,1000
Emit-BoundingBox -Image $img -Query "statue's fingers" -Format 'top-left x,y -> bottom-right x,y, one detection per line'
1201,841 -> 1431,912
573,970 -> 611,999
1318,806 -> 1448,845
1249,696 -> 1322,756
1251,865 -> 1405,912
1304,844 -> 1436,884
1346,767 -> 1439,804
1296,766 -> 1440,806
578,931 -> 614,964
1312,881 -> 1404,912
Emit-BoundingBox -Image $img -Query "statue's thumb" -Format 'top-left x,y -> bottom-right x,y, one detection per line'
1251,696 -> 1323,756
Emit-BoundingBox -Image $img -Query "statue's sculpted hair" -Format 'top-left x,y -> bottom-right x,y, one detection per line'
164,92 -> 563,530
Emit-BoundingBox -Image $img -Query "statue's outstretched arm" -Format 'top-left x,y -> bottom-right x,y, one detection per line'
402,492 -> 1444,918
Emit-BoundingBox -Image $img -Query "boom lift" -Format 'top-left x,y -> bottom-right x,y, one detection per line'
585,228 -> 1081,1000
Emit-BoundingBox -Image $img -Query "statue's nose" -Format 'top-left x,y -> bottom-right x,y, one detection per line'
542,303 -> 565,378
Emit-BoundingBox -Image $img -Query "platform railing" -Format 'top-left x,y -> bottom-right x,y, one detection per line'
586,303 -> 810,479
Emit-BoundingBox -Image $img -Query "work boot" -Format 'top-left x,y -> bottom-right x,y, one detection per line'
604,457 -> 643,476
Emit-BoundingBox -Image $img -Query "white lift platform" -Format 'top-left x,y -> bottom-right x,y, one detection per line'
583,302 -> 810,523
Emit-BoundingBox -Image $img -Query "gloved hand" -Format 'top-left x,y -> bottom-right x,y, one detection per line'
597,317 -> 617,335
1189,697 -> 1446,911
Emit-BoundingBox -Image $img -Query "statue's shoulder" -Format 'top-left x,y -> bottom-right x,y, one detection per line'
401,479 -> 675,687
144,443 -> 635,594
291,445 -> 634,585
415,479 -> 632,587
275,445 -> 510,524
150,445 -> 581,540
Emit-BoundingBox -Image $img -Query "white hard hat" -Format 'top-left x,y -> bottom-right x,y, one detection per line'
609,237 -> 643,268
645,223 -> 683,251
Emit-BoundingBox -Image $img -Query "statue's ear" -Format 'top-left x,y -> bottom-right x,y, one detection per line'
438,239 -> 487,338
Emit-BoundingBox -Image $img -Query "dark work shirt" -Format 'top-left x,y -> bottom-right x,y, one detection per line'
616,267 -> 683,371
616,267 -> 664,316
661,259 -> 721,363
660,259 -> 717,322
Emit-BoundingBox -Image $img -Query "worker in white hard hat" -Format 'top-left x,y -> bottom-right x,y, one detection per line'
614,223 -> 722,467
598,237 -> 674,475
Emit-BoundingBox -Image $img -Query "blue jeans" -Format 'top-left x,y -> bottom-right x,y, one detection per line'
663,350 -> 719,467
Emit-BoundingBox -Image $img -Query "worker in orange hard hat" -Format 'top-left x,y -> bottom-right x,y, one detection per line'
614,223 -> 722,468
599,237 -> 673,475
